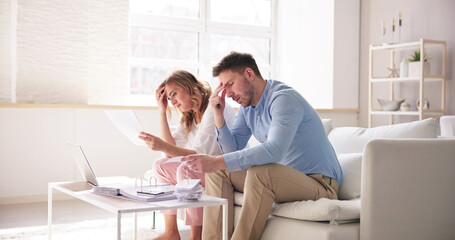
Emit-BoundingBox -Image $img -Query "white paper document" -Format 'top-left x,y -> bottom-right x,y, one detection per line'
105,110 -> 146,146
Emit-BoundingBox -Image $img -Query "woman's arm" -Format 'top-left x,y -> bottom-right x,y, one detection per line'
159,111 -> 176,145
139,132 -> 196,157
156,86 -> 176,145
162,143 -> 197,158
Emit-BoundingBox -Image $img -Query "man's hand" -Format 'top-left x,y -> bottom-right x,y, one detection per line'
139,132 -> 166,151
181,154 -> 227,173
209,82 -> 227,129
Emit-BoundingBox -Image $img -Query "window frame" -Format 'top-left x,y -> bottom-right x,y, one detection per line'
128,0 -> 277,106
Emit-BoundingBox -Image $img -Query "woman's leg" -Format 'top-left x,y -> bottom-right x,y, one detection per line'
176,164 -> 205,240
190,226 -> 202,240
152,157 -> 182,239
152,215 -> 180,240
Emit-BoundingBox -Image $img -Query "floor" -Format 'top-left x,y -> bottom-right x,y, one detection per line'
0,199 -> 190,239
0,199 -> 114,229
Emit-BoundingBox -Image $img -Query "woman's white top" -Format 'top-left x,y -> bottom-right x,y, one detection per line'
172,104 -> 236,156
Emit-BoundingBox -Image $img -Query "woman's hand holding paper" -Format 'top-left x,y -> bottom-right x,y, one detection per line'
139,132 -> 166,151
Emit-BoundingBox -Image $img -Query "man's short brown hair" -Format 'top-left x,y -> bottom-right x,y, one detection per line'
212,51 -> 263,78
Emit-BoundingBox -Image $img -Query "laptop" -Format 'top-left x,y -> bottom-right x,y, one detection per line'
66,142 -> 164,187
66,142 -> 175,201
66,142 -> 100,186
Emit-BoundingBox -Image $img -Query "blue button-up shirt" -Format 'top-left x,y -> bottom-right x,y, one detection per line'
216,80 -> 342,184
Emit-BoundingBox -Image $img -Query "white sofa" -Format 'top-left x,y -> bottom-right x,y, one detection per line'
231,118 -> 455,240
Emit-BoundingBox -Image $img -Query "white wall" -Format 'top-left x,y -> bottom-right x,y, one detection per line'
359,0 -> 455,127
333,0 -> 360,109
276,0 -> 334,108
276,0 -> 360,110
0,107 -> 165,203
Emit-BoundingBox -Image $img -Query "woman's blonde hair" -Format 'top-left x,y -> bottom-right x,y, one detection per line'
160,70 -> 212,134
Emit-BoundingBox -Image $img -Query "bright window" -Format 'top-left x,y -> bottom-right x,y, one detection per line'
129,0 -> 275,106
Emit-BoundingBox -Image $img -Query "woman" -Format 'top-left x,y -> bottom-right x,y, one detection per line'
139,70 -> 235,240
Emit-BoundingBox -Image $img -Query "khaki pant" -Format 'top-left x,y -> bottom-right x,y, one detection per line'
202,163 -> 339,240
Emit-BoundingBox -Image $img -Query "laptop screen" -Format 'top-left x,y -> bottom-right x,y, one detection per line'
66,142 -> 99,186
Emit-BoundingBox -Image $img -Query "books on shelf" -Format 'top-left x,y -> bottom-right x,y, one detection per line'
93,184 -> 176,202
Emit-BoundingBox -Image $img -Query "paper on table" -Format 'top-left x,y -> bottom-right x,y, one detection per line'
105,110 -> 146,146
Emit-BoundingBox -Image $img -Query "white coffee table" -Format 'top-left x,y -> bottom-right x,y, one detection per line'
48,180 -> 228,240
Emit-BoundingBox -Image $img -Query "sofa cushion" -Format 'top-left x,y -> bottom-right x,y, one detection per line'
321,119 -> 333,135
234,191 -> 244,206
271,198 -> 360,224
328,118 -> 439,154
338,153 -> 362,200
261,216 -> 360,240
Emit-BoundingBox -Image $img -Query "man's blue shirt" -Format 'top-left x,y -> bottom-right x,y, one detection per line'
216,80 -> 342,184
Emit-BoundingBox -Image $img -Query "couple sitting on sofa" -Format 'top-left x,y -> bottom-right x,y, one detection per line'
138,51 -> 343,240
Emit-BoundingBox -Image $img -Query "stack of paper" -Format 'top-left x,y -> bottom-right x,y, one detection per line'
94,184 -> 176,202
175,179 -> 204,201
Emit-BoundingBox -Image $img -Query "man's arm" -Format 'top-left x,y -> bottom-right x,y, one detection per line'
210,83 -> 227,129
223,94 -> 304,172
210,83 -> 252,153
181,154 -> 226,173
216,108 -> 252,153
182,93 -> 305,174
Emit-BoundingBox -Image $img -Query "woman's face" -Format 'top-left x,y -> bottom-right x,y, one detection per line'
164,84 -> 195,112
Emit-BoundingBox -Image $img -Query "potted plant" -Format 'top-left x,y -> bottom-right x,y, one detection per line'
408,50 -> 430,78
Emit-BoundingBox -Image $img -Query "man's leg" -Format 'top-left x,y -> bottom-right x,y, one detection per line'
232,164 -> 339,240
202,170 -> 246,240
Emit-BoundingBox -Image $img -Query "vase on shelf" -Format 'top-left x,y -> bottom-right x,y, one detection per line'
408,61 -> 431,78
416,98 -> 430,110
400,59 -> 408,78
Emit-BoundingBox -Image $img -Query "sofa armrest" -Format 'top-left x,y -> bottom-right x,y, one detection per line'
360,139 -> 455,240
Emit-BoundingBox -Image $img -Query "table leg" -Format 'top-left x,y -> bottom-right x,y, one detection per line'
222,202 -> 228,240
117,212 -> 122,240
48,185 -> 53,240
133,212 -> 137,240
152,211 -> 156,229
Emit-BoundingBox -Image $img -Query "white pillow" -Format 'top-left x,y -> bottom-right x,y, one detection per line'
337,153 -> 363,200
328,118 -> 439,155
272,198 -> 360,224
321,118 -> 333,136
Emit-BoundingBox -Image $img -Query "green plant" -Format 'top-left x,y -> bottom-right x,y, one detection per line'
408,50 -> 430,62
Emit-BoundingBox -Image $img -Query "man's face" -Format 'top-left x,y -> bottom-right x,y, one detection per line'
218,69 -> 255,107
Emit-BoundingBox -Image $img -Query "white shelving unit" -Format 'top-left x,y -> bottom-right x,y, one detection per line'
368,39 -> 446,127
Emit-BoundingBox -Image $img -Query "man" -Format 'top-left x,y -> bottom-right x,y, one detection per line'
182,52 -> 342,240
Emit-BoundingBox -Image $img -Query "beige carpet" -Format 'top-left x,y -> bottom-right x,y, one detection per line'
0,215 -> 190,240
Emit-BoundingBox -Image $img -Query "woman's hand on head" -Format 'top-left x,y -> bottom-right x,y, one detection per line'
139,132 -> 165,151
155,86 -> 168,114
